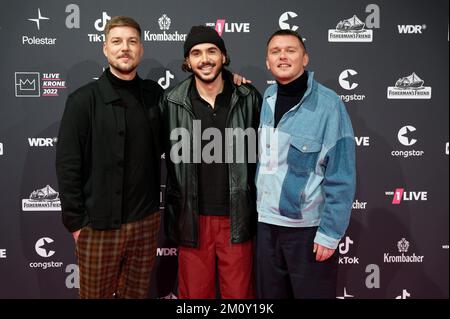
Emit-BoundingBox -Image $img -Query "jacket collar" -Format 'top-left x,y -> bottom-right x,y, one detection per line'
96,69 -> 121,104
265,71 -> 317,112
97,68 -> 150,105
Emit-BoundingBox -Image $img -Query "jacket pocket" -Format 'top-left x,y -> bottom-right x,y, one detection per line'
279,136 -> 321,219
287,136 -> 321,175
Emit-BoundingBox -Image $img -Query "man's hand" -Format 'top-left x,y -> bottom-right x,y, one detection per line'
232,73 -> 252,86
313,243 -> 335,262
72,229 -> 81,243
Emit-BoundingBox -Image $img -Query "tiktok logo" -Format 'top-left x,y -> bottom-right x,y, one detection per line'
158,70 -> 175,89
94,12 -> 111,32
338,236 -> 359,264
339,236 -> 354,255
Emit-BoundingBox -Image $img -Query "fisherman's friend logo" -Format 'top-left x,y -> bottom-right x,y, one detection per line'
328,4 -> 379,42
22,185 -> 61,211
329,15 -> 372,42
387,73 -> 432,99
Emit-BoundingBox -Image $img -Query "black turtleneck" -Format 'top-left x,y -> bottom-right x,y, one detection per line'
274,71 -> 308,127
106,68 -> 159,223
106,68 -> 141,102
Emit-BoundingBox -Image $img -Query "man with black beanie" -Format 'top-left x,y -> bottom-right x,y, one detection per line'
160,25 -> 262,299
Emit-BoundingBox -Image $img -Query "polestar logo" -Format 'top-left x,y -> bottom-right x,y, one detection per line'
28,8 -> 49,30
397,126 -> 417,146
279,12 -> 299,31
339,69 -> 359,90
336,287 -> 354,299
35,237 -> 55,258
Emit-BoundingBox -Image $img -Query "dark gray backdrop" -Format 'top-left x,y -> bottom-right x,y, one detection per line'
0,0 -> 448,299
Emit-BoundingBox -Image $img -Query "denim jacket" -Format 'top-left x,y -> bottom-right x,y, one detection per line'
256,71 -> 356,249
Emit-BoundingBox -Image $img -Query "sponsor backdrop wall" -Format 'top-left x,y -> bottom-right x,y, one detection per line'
0,0 -> 448,299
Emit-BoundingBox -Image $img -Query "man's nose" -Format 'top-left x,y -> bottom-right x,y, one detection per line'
121,42 -> 130,51
200,52 -> 208,61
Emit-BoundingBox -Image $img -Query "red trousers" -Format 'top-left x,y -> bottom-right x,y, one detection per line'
178,215 -> 255,299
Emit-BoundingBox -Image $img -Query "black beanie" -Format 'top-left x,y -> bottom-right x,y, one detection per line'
184,25 -> 227,57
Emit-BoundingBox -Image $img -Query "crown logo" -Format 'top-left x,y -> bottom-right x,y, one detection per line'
397,238 -> 409,253
158,14 -> 171,31
19,79 -> 36,90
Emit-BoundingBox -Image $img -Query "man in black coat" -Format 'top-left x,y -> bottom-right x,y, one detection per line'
56,16 -> 163,298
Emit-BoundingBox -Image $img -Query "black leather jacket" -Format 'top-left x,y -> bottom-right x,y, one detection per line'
160,71 -> 261,247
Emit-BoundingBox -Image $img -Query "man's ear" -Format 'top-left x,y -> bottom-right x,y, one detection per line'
303,53 -> 309,68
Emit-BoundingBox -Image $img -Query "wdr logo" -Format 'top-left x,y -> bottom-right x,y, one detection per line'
397,24 -> 426,34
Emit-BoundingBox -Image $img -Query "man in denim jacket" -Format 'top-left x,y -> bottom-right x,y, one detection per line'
256,30 -> 356,298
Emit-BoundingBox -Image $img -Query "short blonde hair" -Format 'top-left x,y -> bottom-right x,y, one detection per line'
104,16 -> 141,39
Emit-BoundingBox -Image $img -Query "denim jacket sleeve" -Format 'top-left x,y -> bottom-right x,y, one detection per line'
314,99 -> 356,249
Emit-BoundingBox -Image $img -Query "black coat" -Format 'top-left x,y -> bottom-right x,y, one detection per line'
56,70 -> 163,232
160,71 -> 262,247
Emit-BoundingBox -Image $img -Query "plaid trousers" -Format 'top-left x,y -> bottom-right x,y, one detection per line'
76,212 -> 161,299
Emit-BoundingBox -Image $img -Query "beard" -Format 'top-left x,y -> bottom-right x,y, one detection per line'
192,62 -> 223,84
109,56 -> 138,75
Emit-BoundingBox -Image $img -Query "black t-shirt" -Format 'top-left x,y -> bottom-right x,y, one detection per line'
189,75 -> 232,216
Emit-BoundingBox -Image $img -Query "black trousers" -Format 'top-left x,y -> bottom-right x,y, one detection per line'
256,222 -> 338,299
